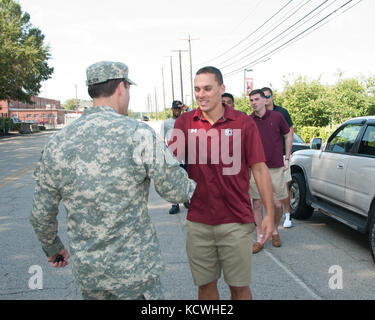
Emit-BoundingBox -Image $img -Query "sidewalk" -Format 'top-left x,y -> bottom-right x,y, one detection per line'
0,129 -> 59,140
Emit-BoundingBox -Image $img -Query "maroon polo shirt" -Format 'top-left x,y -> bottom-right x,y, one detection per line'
251,109 -> 290,168
169,105 -> 266,226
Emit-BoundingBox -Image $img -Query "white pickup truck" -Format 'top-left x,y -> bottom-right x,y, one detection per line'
290,116 -> 375,263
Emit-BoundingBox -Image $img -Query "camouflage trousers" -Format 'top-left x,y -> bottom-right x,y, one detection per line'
80,277 -> 164,300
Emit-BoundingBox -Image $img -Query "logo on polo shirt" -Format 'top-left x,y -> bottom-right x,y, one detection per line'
224,129 -> 233,136
132,127 -> 242,176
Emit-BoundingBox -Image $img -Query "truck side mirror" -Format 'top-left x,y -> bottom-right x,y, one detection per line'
311,138 -> 322,150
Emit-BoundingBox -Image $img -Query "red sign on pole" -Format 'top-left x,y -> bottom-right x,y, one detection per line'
245,78 -> 254,96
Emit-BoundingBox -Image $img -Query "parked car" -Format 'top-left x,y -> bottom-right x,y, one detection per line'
290,116 -> 375,262
11,116 -> 22,124
292,132 -> 310,153
142,115 -> 149,121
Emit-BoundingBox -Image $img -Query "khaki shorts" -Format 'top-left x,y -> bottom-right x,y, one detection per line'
185,220 -> 255,287
284,165 -> 292,183
249,166 -> 288,201
283,156 -> 292,183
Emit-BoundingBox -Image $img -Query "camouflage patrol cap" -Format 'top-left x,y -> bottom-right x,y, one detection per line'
86,61 -> 136,86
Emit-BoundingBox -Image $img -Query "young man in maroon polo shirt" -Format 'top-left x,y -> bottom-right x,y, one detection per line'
262,87 -> 294,228
168,66 -> 275,300
249,89 -> 292,254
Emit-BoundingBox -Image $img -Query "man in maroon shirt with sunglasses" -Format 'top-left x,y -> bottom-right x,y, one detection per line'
168,66 -> 274,300
249,89 -> 292,254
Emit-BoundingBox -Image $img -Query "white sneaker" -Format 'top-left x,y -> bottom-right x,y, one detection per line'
283,219 -> 293,228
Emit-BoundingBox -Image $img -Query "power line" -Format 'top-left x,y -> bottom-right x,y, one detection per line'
220,0 -> 330,71
227,0 -> 263,35
196,0 -> 263,66
224,0 -> 357,77
197,0 -> 294,66
262,0 -> 362,64
217,0 -> 316,69
239,0 -> 339,69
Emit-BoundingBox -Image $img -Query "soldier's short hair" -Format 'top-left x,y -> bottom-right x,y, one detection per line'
86,61 -> 135,98
88,79 -> 129,98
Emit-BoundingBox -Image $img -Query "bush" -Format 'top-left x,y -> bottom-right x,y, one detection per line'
0,117 -> 12,135
297,126 -> 338,143
38,125 -> 46,131
12,122 -> 22,131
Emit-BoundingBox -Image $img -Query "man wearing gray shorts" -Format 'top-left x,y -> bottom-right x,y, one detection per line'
249,89 -> 292,253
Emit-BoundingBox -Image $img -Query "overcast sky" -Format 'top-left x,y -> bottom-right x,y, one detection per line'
17,0 -> 374,112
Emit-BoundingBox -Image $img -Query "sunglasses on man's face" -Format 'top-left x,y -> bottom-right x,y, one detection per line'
264,95 -> 271,99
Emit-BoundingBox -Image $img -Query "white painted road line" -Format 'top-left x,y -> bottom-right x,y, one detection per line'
264,249 -> 323,300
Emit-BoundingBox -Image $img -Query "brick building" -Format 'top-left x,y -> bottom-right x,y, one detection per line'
0,96 -> 81,126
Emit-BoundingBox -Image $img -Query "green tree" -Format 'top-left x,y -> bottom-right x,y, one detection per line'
0,0 -> 53,103
277,76 -> 331,128
62,98 -> 80,110
234,95 -> 252,114
328,78 -> 374,124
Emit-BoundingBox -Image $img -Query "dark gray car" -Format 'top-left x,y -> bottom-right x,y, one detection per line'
292,132 -> 310,153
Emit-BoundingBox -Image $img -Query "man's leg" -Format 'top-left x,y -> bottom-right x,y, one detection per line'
269,167 -> 288,247
229,286 -> 252,300
273,200 -> 284,234
252,199 -> 263,241
283,182 -> 292,227
198,280 -> 219,300
283,165 -> 293,228
282,183 -> 291,213
252,199 -> 264,253
219,223 -> 254,299
185,221 -> 221,300
272,200 -> 283,247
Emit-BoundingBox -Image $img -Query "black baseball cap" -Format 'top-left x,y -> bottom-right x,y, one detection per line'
172,100 -> 182,108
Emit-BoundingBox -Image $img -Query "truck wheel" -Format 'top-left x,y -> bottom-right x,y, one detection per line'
369,208 -> 375,263
289,172 -> 314,220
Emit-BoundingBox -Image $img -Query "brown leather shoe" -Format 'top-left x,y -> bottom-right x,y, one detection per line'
272,234 -> 281,247
253,242 -> 264,254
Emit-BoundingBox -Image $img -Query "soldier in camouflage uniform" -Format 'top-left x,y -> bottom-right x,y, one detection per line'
30,61 -> 196,300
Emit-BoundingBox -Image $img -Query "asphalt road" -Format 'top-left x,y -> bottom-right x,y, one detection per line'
1,126 -> 374,300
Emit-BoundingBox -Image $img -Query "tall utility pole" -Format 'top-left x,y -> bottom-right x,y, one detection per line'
154,87 -> 158,120
74,84 -> 78,110
147,94 -> 152,114
169,56 -> 175,102
171,49 -> 188,104
164,55 -> 175,104
182,35 -> 199,106
161,67 -> 166,111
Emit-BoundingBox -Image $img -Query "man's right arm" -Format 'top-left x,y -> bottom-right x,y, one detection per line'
136,123 -> 196,204
251,162 -> 275,244
30,151 -> 65,259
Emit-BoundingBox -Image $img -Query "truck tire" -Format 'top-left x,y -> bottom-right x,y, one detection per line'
289,172 -> 314,220
369,208 -> 375,263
